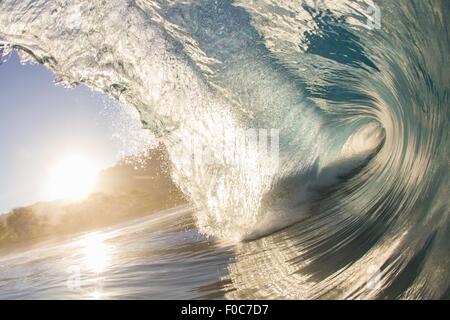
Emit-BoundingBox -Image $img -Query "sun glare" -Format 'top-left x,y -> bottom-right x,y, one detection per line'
82,234 -> 109,274
47,154 -> 98,201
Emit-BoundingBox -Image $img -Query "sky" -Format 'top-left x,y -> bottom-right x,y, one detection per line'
0,52 -> 152,213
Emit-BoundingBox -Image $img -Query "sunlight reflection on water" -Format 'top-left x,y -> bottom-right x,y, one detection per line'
81,234 -> 109,274
0,207 -> 233,299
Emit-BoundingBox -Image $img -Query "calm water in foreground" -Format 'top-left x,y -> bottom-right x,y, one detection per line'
0,207 -> 233,299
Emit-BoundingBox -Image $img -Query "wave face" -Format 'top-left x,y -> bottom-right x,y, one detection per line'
1,0 -> 449,299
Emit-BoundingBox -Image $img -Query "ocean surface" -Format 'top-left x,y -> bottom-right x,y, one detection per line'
0,207 -> 234,299
0,0 -> 449,299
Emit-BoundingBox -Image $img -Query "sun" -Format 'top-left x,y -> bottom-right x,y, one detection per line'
47,154 -> 98,201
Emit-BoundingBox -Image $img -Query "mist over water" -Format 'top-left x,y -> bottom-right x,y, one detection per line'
0,0 -> 449,299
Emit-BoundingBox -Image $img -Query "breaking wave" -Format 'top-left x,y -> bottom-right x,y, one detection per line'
0,0 -> 449,299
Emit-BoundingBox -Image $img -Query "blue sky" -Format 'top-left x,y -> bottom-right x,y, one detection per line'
0,52 -> 151,213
